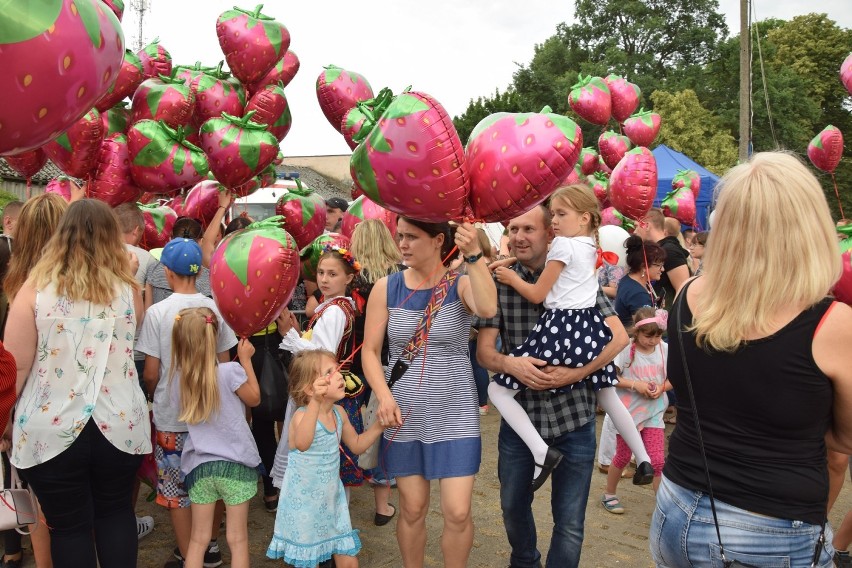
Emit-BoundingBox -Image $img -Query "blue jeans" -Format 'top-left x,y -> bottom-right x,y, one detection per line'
651,476 -> 834,567
498,418 -> 595,568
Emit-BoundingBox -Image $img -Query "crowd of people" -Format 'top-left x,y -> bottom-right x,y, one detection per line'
0,150 -> 849,568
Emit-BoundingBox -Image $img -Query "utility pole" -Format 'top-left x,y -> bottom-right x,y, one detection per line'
129,0 -> 150,52
738,0 -> 751,162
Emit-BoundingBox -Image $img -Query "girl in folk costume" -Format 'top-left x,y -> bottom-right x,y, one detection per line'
491,184 -> 654,491
274,245 -> 366,496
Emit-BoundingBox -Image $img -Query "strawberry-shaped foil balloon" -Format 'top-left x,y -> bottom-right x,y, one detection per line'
44,176 -> 76,202
89,132 -> 140,207
597,156 -> 613,176
183,180 -> 226,227
598,131 -> 633,170
601,206 -> 636,231
340,195 -> 398,240
300,233 -> 350,282
623,108 -> 662,148
661,187 -> 696,226
587,172 -> 609,206
466,106 -> 583,222
604,74 -> 641,124
0,0 -> 124,156
316,65 -> 374,134
102,102 -> 130,135
200,111 -> 279,189
807,125 -> 844,173
189,62 -> 246,131
274,179 -> 327,250
838,224 -> 852,255
216,4 -> 289,85
210,216 -> 301,337
842,53 -> 852,98
130,75 -> 196,129
95,49 -> 144,112
568,75 -> 611,126
138,202 -> 177,250
834,250 -> 852,306
138,38 -> 172,80
341,106 -> 369,151
4,148 -> 47,180
245,83 -> 291,142
233,176 -> 262,198
43,109 -> 104,179
579,147 -> 599,176
350,90 -> 469,222
247,49 -> 300,96
167,193 -> 186,216
672,169 -> 702,201
128,120 -> 209,193
564,166 -> 581,186
609,147 -> 658,221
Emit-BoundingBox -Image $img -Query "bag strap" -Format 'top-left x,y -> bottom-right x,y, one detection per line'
675,279 -> 826,568
387,270 -> 458,389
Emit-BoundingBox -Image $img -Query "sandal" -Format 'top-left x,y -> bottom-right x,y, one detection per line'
600,495 -> 625,514
531,447 -> 563,492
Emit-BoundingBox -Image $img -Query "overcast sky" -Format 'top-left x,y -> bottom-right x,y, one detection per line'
131,1 -> 851,157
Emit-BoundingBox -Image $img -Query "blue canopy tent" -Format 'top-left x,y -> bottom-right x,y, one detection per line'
651,145 -> 719,230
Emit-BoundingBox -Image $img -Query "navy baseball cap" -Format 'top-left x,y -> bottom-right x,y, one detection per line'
161,238 -> 202,276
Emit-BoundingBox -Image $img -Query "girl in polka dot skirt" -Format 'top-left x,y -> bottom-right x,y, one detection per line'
492,184 -> 653,491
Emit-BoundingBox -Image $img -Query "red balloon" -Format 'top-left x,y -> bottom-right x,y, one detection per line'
247,50 -> 300,96
245,84 -> 291,142
834,250 -> 852,305
274,182 -> 327,250
42,109 -> 104,179
139,203 -> 177,250
183,180 -> 226,228
316,65 -> 374,133
609,147 -> 657,221
95,50 -> 144,113
807,125 -> 844,174
341,196 -> 398,239
89,133 -> 141,207
44,176 -> 77,202
4,149 -> 47,179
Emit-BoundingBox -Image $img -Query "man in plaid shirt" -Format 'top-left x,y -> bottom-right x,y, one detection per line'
475,204 -> 628,568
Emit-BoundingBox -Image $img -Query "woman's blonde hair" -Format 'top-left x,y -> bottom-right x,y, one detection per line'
692,152 -> 841,352
171,307 -> 220,424
4,193 -> 68,301
288,349 -> 337,407
25,199 -> 137,305
350,219 -> 401,283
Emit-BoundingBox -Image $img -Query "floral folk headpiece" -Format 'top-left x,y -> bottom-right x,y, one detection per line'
322,244 -> 361,273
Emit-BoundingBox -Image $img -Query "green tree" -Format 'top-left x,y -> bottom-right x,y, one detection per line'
650,89 -> 737,174
453,88 -> 526,145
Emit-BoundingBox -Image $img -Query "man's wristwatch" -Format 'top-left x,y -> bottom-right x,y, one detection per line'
464,252 -> 483,264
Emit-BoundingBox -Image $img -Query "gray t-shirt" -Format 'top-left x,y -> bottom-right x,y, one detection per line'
173,361 -> 261,476
135,293 -> 237,432
126,243 -> 154,362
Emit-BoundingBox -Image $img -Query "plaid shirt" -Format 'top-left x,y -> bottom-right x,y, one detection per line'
474,262 -> 618,439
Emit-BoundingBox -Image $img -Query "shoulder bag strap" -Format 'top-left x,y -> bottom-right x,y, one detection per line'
387,270 -> 459,389
676,279 -> 825,567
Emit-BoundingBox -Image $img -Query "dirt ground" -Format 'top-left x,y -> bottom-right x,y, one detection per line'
9,411 -> 852,567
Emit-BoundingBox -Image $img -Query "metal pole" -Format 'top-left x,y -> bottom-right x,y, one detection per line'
738,0 -> 750,162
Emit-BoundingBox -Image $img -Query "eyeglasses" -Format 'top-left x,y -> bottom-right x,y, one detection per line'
651,262 -> 665,269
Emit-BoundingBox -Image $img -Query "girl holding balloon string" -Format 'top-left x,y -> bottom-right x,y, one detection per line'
272,245 -> 367,498
491,184 -> 654,491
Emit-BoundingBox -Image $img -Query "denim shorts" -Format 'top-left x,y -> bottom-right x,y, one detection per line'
650,476 -> 834,568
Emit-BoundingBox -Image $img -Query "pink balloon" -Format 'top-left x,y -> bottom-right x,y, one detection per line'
341,196 -> 399,239
807,125 -> 844,174
834,250 -> 852,305
89,133 -> 141,207
316,65 -> 374,133
4,148 -> 47,179
42,109 -> 105,179
609,147 -> 657,221
247,50 -> 300,96
183,180 -> 226,228
841,53 -> 852,98
0,0 -> 124,155
44,176 -> 77,202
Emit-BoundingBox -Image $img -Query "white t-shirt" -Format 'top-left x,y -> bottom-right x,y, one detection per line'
613,342 -> 669,429
135,293 -> 238,432
544,236 -> 599,310
126,243 -> 154,362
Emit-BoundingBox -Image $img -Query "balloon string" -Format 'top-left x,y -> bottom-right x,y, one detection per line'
831,172 -> 846,221
25,178 -> 31,200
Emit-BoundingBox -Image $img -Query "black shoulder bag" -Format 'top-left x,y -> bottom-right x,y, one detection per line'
674,281 -> 826,568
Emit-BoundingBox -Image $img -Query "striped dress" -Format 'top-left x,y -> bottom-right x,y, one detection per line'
379,271 -> 481,480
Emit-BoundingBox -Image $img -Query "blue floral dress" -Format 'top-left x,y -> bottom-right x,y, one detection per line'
267,406 -> 360,566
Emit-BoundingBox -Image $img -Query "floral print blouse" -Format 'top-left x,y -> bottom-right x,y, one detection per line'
11,283 -> 152,468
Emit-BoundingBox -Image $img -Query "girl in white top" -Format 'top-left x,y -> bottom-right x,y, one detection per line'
169,307 -> 261,568
491,185 -> 653,490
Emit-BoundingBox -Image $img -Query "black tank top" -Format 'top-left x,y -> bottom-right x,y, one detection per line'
664,287 -> 834,525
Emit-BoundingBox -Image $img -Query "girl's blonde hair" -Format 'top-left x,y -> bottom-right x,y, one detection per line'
549,184 -> 602,244
171,307 -> 220,424
692,152 -> 840,352
288,349 -> 337,407
4,193 -> 68,301
350,219 -> 401,283
26,199 -> 138,305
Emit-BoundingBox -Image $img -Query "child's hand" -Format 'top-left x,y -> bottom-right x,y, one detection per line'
494,266 -> 519,286
311,374 -> 330,401
276,309 -> 294,336
237,338 -> 255,362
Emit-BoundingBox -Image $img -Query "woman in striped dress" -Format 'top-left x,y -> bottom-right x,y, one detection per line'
362,217 -> 497,568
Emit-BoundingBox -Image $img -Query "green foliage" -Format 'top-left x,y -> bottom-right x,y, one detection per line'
453,88 -> 526,145
650,89 -> 737,175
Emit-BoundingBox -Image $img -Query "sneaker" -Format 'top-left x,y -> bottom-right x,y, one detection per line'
601,494 -> 625,514
136,515 -> 154,541
173,542 -> 222,568
163,560 -> 184,568
836,550 -> 852,567
479,405 -> 489,415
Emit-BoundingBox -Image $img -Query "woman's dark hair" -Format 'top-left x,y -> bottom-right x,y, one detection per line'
693,231 -> 709,247
224,216 -> 252,236
624,235 -> 666,273
172,217 -> 203,240
400,217 -> 456,266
